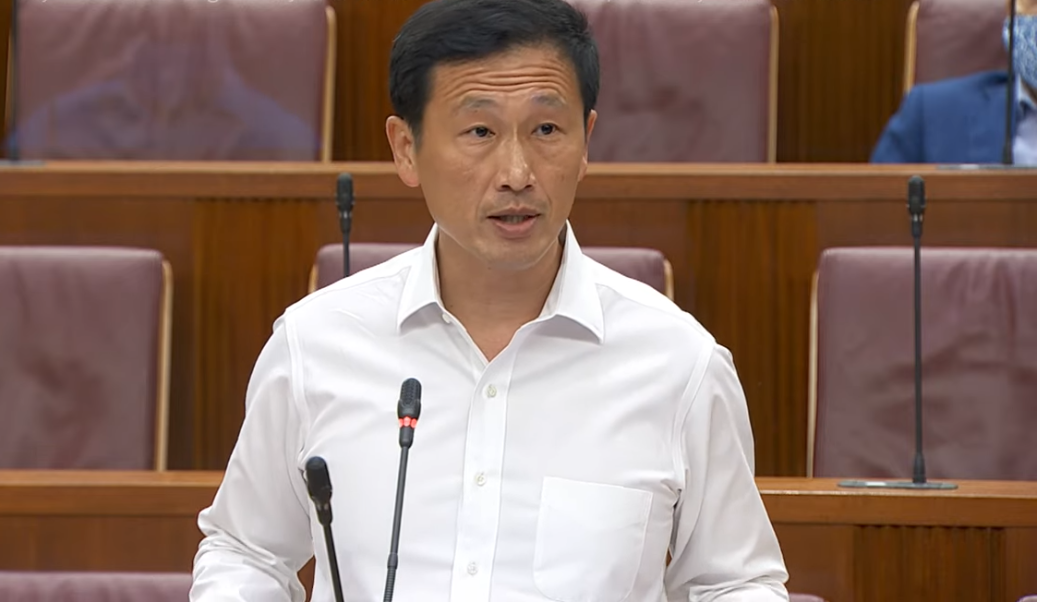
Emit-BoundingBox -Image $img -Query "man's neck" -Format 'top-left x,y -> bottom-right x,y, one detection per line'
436,234 -> 563,359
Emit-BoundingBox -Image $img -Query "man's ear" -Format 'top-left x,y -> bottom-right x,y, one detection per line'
386,116 -> 420,188
578,109 -> 598,181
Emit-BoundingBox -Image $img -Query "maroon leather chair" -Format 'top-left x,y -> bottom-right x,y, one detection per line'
309,242 -> 675,300
9,0 -> 334,160
904,0 -> 1009,91
568,0 -> 778,162
809,247 -> 1036,481
0,571 -> 190,602
0,247 -> 172,470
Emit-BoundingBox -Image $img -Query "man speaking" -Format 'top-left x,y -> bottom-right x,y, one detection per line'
189,0 -> 789,599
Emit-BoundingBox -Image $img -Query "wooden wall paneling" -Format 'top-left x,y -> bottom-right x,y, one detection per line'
0,517 -> 200,571
329,0 -> 426,161
770,0 -> 913,162
774,524 -> 855,602
687,200 -> 819,477
1003,527 -> 1038,601
855,526 -> 997,602
192,198 -> 341,468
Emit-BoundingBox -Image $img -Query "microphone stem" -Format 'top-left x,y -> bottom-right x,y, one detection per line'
912,221 -> 926,484
384,446 -> 410,602
321,520 -> 346,602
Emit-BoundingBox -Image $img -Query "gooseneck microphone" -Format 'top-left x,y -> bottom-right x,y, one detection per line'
383,377 -> 422,602
336,173 -> 355,277
839,176 -> 956,490
1003,0 -> 1017,165
305,456 -> 347,602
907,175 -> 927,485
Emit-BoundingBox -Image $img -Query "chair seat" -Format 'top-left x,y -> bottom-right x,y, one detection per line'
0,571 -> 191,602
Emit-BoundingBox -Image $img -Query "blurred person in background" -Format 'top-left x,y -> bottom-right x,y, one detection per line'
871,0 -> 1036,165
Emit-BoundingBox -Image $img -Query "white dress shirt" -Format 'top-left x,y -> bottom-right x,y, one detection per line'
190,224 -> 789,602
1013,76 -> 1037,166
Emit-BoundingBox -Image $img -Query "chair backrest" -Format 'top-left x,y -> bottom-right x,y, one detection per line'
0,571 -> 191,602
0,247 -> 172,470
310,243 -> 674,300
8,0 -> 334,161
567,0 -> 778,162
810,247 -> 1037,481
904,0 -> 1008,91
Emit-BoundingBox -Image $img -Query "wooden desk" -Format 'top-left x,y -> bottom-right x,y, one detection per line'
0,471 -> 1034,602
0,163 -> 1035,476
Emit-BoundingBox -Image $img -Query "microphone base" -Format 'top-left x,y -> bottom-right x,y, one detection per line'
838,478 -> 958,490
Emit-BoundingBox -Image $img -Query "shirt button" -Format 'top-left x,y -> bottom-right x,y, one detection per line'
467,562 -> 478,575
475,472 -> 487,486
486,384 -> 497,398
441,313 -> 451,324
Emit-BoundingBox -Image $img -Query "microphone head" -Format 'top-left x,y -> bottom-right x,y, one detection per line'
397,377 -> 422,420
305,456 -> 333,504
336,173 -> 355,218
907,175 -> 926,216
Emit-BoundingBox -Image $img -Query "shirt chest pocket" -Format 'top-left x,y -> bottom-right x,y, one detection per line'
533,477 -> 653,602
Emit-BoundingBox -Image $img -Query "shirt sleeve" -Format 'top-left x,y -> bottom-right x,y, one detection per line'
664,344 -> 790,602
190,317 -> 314,602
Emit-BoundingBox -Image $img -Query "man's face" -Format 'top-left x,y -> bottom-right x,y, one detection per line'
387,44 -> 596,272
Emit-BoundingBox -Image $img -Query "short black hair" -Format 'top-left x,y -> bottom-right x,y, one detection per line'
389,0 -> 599,137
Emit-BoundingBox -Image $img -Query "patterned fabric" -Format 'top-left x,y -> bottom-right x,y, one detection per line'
1004,15 -> 1037,90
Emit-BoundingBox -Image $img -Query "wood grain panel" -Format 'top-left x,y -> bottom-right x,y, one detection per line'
0,163 -> 1033,474
1,473 -> 1032,602
0,517 -> 200,572
328,0 -> 425,161
687,200 -> 819,475
856,526 -> 995,602
771,0 -> 913,162
774,524 -> 855,602
191,198 -> 337,465
1004,527 -> 1038,601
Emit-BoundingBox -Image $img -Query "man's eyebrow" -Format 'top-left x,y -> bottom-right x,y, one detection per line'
532,94 -> 566,109
454,97 -> 499,114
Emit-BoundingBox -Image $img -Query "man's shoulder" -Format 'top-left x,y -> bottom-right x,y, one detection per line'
912,70 -> 1008,106
282,248 -> 420,330
583,255 -> 716,349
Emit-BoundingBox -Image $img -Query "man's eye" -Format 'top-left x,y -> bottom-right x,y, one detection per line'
537,124 -> 557,135
470,126 -> 491,138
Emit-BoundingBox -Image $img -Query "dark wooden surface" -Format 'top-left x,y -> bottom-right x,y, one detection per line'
0,471 -> 1034,602
2,0 -> 920,163
0,162 -> 1034,477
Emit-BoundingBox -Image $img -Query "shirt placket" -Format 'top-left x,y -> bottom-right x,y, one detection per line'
448,348 -> 515,601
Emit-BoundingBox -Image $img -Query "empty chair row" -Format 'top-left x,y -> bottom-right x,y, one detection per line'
0,244 -> 1033,482
3,0 -> 1011,162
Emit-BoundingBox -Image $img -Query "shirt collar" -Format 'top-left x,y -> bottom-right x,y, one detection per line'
396,222 -> 604,342
1017,76 -> 1036,113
